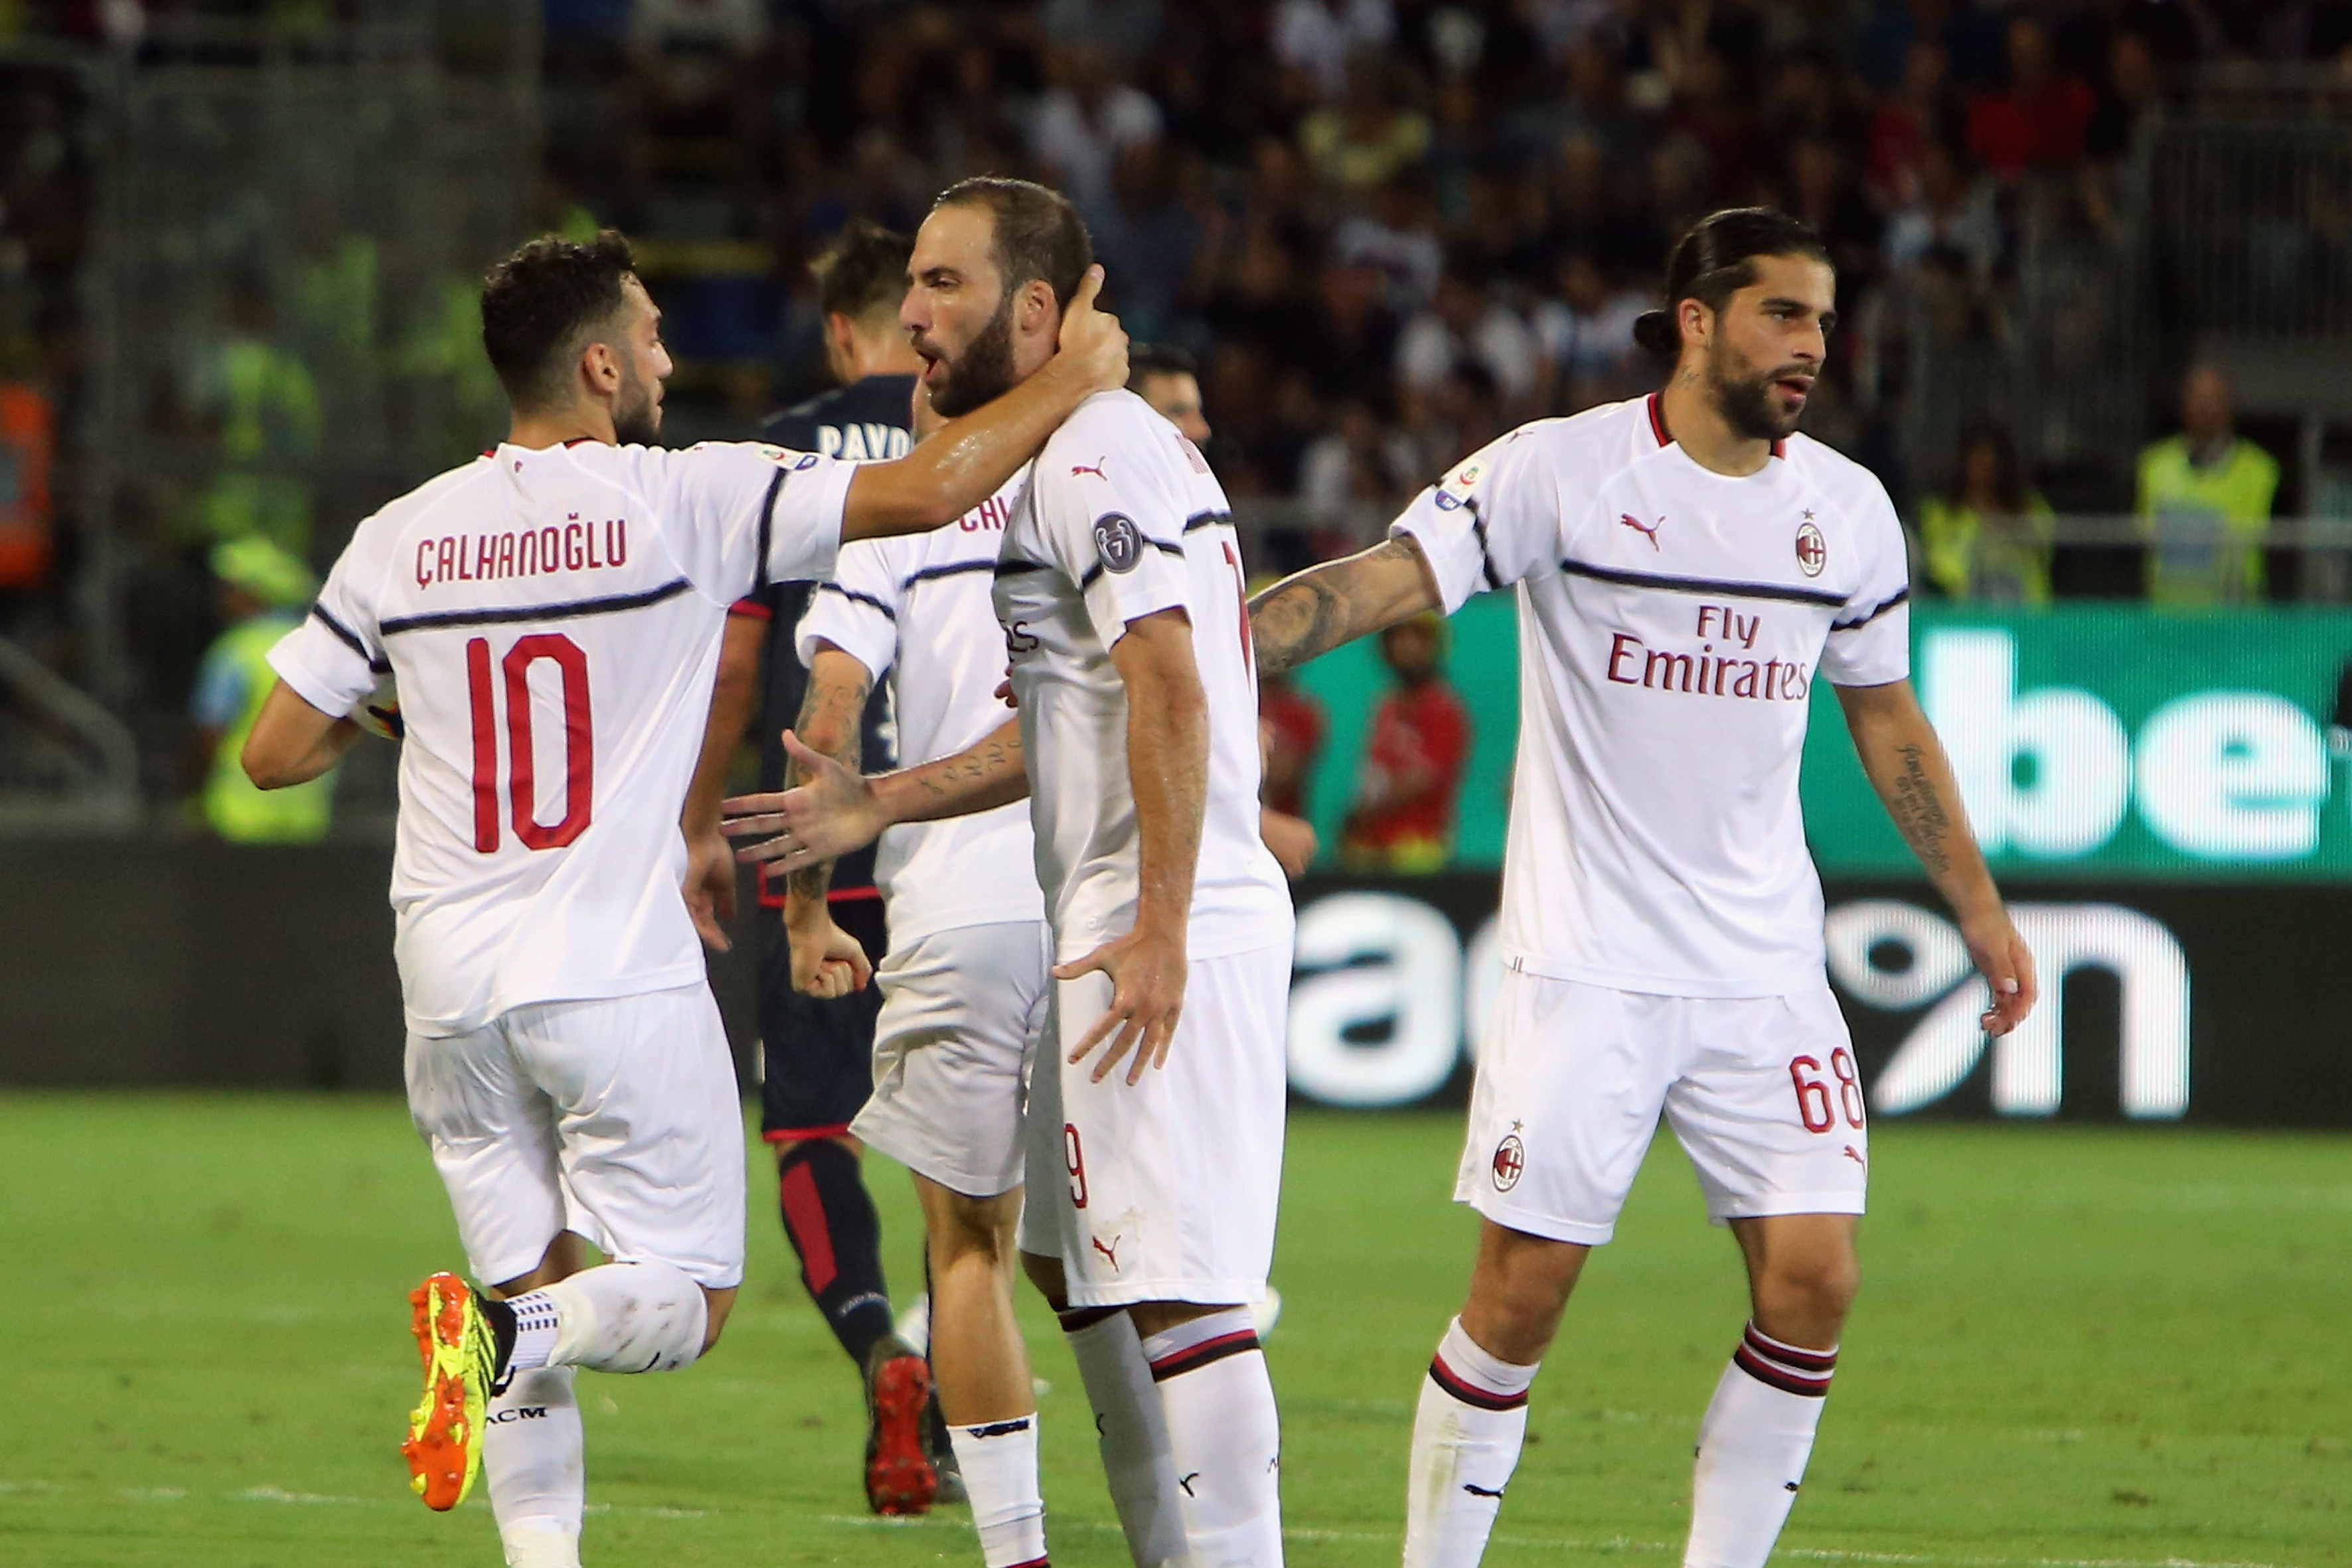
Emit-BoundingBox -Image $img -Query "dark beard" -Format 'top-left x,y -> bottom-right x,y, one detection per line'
613,367 -> 661,445
927,297 -> 1018,418
1707,348 -> 1804,443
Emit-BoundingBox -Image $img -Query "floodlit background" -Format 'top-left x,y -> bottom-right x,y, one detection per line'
0,3 -> 2347,1565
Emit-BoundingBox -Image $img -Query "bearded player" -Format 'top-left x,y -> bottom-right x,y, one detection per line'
237,229 -> 1127,1568
1245,208 -> 2037,1568
728,177 -> 1295,1568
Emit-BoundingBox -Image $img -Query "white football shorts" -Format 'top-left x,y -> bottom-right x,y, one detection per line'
405,982 -> 747,1290
1021,942 -> 1291,1309
850,919 -> 1052,1198
1457,972 -> 1869,1245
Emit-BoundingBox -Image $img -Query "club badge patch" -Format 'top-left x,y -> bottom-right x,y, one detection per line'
1093,512 -> 1144,574
1795,520 -> 1827,576
1491,1135 -> 1525,1192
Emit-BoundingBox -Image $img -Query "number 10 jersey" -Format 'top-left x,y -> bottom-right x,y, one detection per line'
268,439 -> 854,1036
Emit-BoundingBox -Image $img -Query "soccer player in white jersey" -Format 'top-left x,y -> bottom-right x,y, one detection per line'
234,228 -> 1127,1567
784,439 -> 1056,1567
727,177 -> 1295,1568
1245,208 -> 2039,1568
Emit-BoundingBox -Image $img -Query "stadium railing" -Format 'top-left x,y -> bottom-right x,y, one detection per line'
0,633 -> 139,833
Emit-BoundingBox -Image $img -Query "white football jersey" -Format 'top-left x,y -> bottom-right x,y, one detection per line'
992,390 -> 1292,961
268,439 -> 854,1035
1393,393 -> 1911,996
797,476 -> 1045,948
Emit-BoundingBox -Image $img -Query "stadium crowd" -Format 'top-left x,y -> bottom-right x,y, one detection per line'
0,0 -> 2346,853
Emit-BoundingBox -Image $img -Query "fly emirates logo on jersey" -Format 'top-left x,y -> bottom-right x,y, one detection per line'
1603,601 -> 1812,704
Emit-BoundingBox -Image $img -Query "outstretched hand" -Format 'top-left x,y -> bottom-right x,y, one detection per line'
1964,911 -> 2037,1038
1053,923 -> 1188,1085
1056,265 -> 1129,395
722,730 -> 890,868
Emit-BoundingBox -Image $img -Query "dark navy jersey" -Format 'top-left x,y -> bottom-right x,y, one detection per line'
733,374 -> 915,903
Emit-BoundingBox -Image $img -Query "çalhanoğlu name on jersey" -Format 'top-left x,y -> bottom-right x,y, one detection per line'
267,439 -> 856,1035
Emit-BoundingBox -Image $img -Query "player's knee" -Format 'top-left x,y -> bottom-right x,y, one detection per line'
699,1285 -> 738,1355
1756,1251 -> 1859,1334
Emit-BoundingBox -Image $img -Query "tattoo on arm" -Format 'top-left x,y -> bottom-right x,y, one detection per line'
914,732 -> 1020,801
786,665 -> 871,902
1247,538 -> 1428,676
1885,743 -> 1954,880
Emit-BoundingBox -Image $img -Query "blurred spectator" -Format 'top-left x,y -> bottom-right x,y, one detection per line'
1396,270 -> 1539,414
1129,342 -> 1209,445
1298,49 -> 1431,191
0,357 -> 54,593
189,537 -> 335,842
1259,668 -> 1327,821
189,279 -> 321,552
1919,417 -> 2054,603
1029,39 -> 1164,222
1089,138 -> 1204,341
1532,250 -> 1645,414
1293,257 -> 1402,410
1341,613 -> 1468,873
1966,15 -> 2097,183
2137,364 -> 2280,607
1330,173 -> 1445,314
1883,139 -> 2002,285
1274,0 -> 1395,102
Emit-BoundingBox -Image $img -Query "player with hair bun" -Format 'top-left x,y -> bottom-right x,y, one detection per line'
1245,206 -> 2038,1568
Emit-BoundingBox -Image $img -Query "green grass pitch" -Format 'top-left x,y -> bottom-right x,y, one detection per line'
1,1094 -> 2345,1567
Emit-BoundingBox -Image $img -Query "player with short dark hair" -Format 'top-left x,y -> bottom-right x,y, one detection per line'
680,218 -> 952,1516
238,226 -> 1128,1568
1127,342 -> 1208,447
726,176 -> 1295,1568
1245,207 -> 2037,1568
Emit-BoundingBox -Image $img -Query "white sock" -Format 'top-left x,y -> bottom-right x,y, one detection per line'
1684,1322 -> 1838,1568
1062,1312 -> 1186,1568
483,1366 -> 584,1568
1405,1317 -> 1537,1568
505,1260 -> 710,1375
947,1413 -> 1047,1568
1143,1307 -> 1283,1568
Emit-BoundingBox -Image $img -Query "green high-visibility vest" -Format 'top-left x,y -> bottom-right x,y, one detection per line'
200,614 -> 336,843
2136,436 -> 2279,607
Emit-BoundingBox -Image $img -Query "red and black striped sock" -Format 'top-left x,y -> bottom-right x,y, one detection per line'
1406,1317 -> 1537,1568
775,1138 -> 895,1368
1687,1322 -> 1838,1568
1140,1308 -> 1281,1564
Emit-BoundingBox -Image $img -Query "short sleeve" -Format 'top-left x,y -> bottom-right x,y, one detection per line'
1037,410 -> 1193,649
1819,481 -> 1913,688
1387,425 -> 1561,614
797,536 -> 904,682
266,530 -> 390,720
657,441 -> 854,601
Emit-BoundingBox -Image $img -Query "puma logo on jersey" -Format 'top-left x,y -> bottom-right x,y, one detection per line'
1071,457 -> 1110,480
1843,1144 -> 1867,1168
1092,1233 -> 1123,1270
1620,513 -> 1662,550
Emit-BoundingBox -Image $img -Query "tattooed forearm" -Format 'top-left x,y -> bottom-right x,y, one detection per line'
785,662 -> 871,903
916,734 -> 1020,797
1885,743 -> 1954,880
1247,537 -> 1439,676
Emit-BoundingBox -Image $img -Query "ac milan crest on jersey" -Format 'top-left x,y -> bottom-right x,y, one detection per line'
1795,516 -> 1827,576
1491,1135 -> 1526,1191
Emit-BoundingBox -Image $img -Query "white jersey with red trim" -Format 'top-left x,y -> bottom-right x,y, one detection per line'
992,390 -> 1292,962
1391,393 -> 1911,996
797,476 -> 1046,948
268,439 -> 854,1035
